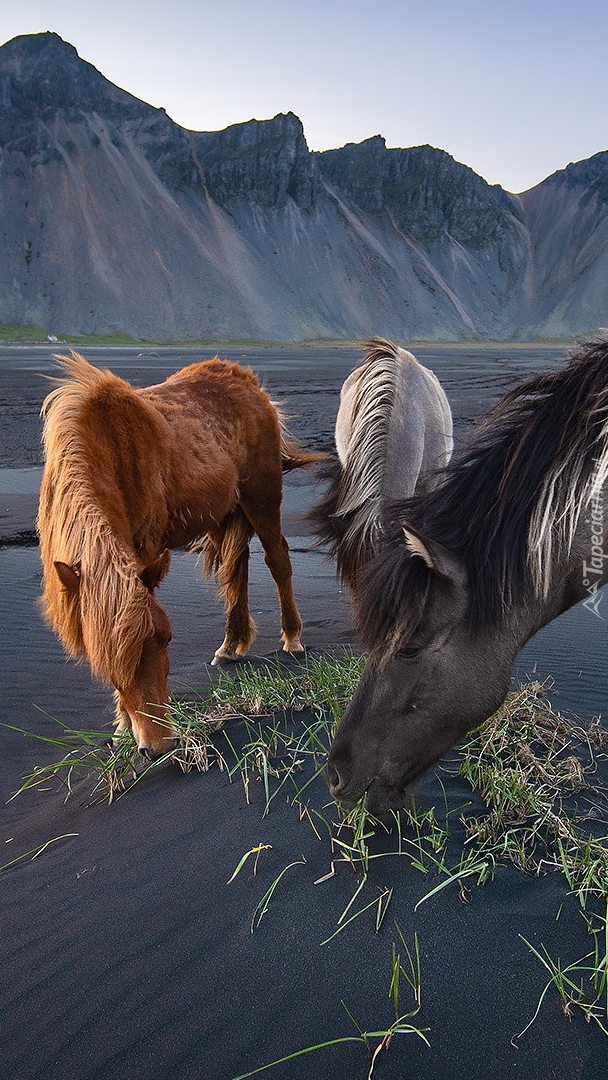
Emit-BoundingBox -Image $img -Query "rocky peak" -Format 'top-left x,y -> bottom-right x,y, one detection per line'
527,151 -> 608,212
0,32 -> 202,189
316,137 -> 524,244
192,112 -> 316,208
0,32 -> 150,125
535,151 -> 608,188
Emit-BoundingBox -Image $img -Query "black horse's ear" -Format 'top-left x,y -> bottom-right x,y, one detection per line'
402,526 -> 460,581
54,560 -> 81,595
402,528 -> 434,567
140,549 -> 171,591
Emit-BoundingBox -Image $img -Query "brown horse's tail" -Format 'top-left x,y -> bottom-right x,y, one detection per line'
281,438 -> 325,473
202,507 -> 257,654
202,507 -> 253,580
275,404 -> 325,472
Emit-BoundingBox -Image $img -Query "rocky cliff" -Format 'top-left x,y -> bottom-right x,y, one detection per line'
519,153 -> 608,338
0,31 -> 606,341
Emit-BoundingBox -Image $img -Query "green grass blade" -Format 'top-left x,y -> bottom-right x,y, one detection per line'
1,833 -> 78,872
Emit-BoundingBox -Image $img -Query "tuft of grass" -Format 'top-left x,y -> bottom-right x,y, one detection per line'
228,930 -> 429,1080
5,652 -> 364,806
516,904 -> 608,1040
453,680 -> 608,1038
171,653 -> 364,815
457,681 -> 608,891
2,714 -> 150,804
9,657 -> 608,1040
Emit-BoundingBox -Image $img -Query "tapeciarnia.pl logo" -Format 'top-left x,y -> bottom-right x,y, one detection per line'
582,461 -> 606,620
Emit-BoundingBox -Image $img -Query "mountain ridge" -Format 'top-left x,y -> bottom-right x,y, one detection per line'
0,31 -> 606,342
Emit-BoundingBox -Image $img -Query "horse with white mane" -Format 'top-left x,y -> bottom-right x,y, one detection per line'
310,338 -> 453,591
328,339 -> 608,813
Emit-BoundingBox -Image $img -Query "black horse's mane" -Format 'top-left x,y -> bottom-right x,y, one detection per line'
359,339 -> 608,646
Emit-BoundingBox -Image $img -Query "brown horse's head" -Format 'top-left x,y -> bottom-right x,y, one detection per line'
53,549 -> 179,760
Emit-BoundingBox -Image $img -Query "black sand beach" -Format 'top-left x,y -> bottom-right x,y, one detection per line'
2,346 -> 607,1080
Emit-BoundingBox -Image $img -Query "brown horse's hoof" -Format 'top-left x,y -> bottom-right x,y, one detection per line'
282,640 -> 304,654
211,648 -> 241,666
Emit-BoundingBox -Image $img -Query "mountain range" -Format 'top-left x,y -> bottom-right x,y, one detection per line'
1,31 -> 607,342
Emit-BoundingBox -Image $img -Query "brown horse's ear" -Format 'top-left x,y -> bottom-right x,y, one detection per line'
54,561 -> 81,595
402,526 -> 459,581
140,549 -> 171,591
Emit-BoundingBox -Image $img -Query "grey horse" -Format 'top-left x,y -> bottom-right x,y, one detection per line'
310,338 -> 453,592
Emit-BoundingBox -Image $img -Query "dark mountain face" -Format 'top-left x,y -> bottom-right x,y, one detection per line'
0,31 -> 605,341
0,31 -> 199,186
193,112 -> 315,208
0,33 -> 148,148
316,137 -> 524,243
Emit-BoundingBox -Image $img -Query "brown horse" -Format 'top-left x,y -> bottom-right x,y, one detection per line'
38,352 -> 320,759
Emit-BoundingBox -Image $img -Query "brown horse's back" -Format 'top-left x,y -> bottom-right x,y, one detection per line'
38,350 -> 320,753
140,358 -> 321,548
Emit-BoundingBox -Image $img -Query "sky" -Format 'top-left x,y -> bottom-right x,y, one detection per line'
2,0 -> 608,193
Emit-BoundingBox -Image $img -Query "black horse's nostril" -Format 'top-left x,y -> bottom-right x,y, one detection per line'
327,763 -> 343,795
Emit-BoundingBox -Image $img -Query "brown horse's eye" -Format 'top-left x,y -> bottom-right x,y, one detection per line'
166,635 -> 173,645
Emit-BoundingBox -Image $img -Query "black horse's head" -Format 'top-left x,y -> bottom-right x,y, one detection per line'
327,528 -> 522,813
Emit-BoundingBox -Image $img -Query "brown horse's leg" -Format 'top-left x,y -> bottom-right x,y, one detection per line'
242,500 -> 304,654
210,511 -> 257,665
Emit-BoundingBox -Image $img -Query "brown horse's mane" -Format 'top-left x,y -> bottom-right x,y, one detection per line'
358,338 -> 608,644
38,354 -> 158,687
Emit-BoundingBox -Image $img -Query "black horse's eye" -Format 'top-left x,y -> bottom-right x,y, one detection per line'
395,645 -> 422,659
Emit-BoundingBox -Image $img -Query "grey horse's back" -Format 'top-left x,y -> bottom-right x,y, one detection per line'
336,339 -> 452,509
310,338 -> 453,588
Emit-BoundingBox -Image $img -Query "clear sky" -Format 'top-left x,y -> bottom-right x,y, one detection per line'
2,0 -> 607,193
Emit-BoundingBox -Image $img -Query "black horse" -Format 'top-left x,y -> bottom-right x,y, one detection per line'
328,339 -> 608,813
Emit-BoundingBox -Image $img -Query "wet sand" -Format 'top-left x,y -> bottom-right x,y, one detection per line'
1,345 -> 607,1080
